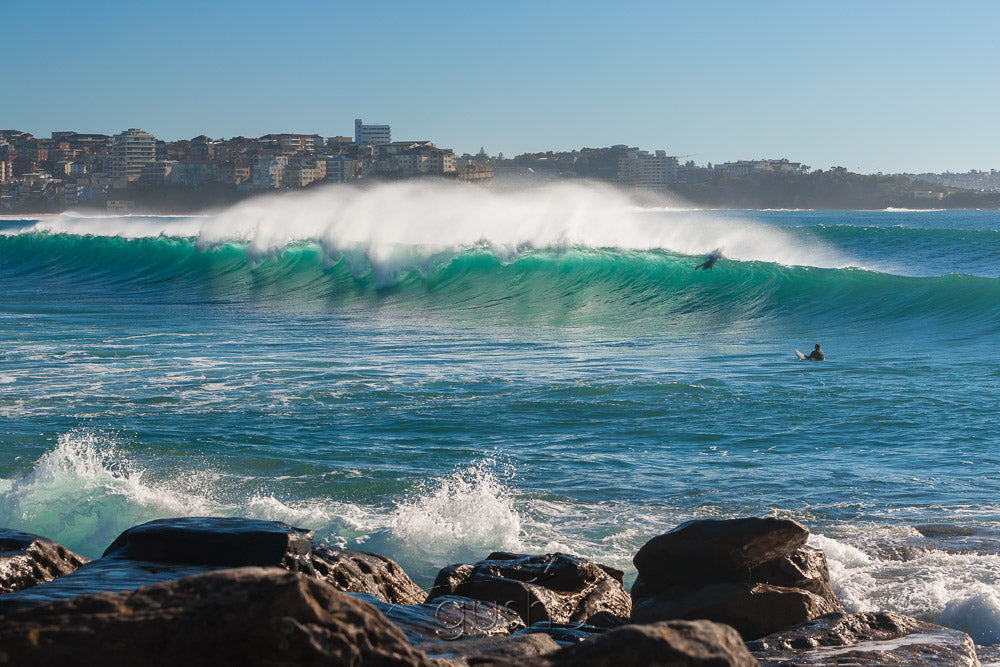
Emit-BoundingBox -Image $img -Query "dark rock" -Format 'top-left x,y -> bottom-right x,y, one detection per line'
542,619 -> 759,666
632,582 -> 839,641
631,518 -> 841,639
748,611 -> 979,666
0,558 -> 218,610
354,592 -> 525,645
749,546 -> 840,610
633,517 -> 809,591
0,517 -> 318,610
427,552 -> 630,628
421,633 -> 561,662
102,516 -> 314,569
512,621 -> 608,645
0,567 -> 440,666
0,529 -> 90,594
310,544 -> 425,605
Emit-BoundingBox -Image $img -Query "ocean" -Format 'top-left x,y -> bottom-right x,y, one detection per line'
2,181 -> 999,647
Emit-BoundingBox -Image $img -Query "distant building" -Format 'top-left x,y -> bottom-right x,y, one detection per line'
251,155 -> 288,189
284,157 -> 326,187
0,157 -> 12,182
717,159 -> 803,177
111,128 -> 157,189
618,149 -> 678,187
354,118 -> 391,145
325,156 -> 357,183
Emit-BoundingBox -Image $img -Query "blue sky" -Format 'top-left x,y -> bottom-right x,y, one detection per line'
6,0 -> 999,173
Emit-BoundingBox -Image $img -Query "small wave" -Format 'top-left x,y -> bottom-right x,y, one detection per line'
812,529 -> 1000,645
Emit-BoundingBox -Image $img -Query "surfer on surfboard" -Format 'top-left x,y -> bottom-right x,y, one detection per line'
694,249 -> 722,271
795,344 -> 825,361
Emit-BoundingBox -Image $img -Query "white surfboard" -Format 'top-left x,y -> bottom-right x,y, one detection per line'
795,349 -> 807,360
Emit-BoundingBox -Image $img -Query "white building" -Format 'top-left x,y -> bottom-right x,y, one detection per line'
251,156 -> 288,189
618,149 -> 678,187
110,128 -> 157,189
354,118 -> 391,145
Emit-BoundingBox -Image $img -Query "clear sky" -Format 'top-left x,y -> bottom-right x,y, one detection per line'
6,0 -> 999,173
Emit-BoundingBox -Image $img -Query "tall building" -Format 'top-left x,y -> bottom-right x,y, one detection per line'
354,118 -> 390,145
111,128 -> 156,188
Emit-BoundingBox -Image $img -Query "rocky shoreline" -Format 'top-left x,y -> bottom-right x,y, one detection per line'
0,516 -> 980,666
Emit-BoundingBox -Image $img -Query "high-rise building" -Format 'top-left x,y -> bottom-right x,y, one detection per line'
354,118 -> 390,145
111,128 -> 156,188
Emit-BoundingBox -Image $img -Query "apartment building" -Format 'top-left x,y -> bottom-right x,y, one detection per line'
111,128 -> 157,189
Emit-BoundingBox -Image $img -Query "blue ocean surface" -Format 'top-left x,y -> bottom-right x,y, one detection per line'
2,182 -> 999,644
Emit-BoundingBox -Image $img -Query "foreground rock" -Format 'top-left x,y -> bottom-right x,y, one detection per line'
422,633 -> 562,663
0,517 -> 315,609
428,552 -> 631,627
311,545 -> 426,605
0,529 -> 90,594
354,592 -> 525,644
0,567 -> 440,666
631,517 -> 842,639
540,619 -> 759,667
747,612 -> 979,666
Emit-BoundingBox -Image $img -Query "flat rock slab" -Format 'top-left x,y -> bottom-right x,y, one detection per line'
0,528 -> 90,594
748,612 -> 979,666
0,567 -> 439,666
102,516 -> 314,568
421,633 -> 561,663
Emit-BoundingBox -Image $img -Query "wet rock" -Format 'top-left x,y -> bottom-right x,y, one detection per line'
747,611 -> 979,666
427,552 -> 631,628
542,619 -> 759,667
421,633 -> 561,663
0,567 -> 440,666
355,592 -> 525,644
0,517 -> 317,610
633,517 -> 809,591
631,518 -> 841,639
310,544 -> 425,605
0,529 -> 90,594
512,621 -> 608,645
102,516 -> 314,569
632,582 -> 837,642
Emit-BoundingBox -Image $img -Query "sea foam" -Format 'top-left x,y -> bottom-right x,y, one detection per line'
21,181 -> 855,273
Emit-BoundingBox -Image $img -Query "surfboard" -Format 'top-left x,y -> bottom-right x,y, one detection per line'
795,349 -> 807,360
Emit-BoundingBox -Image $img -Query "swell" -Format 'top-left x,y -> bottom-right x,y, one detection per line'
2,233 -> 998,331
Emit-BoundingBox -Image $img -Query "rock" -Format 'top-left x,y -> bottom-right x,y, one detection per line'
102,516 -> 314,569
542,619 -> 759,666
750,546 -> 840,610
421,633 -> 561,662
0,529 -> 90,594
631,518 -> 841,639
633,517 -> 809,591
632,582 -> 838,641
0,517 -> 318,610
427,552 -> 631,628
355,592 -> 525,644
747,611 -> 979,666
512,621 -> 608,645
310,545 -> 425,605
0,567 -> 441,666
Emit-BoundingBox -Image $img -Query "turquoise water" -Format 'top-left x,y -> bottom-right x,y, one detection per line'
2,182 -> 999,641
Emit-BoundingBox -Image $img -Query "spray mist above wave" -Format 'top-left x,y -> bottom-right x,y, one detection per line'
22,181 -> 856,270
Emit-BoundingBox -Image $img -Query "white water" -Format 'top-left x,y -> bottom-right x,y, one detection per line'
15,181 -> 855,270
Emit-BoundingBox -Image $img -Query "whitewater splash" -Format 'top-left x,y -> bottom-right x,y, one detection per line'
16,181 -> 854,274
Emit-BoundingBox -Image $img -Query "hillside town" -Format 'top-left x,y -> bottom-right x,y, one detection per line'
0,119 -> 815,213
2,119 -> 993,213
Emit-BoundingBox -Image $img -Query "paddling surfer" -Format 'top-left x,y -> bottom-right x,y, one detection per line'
804,344 -> 825,361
